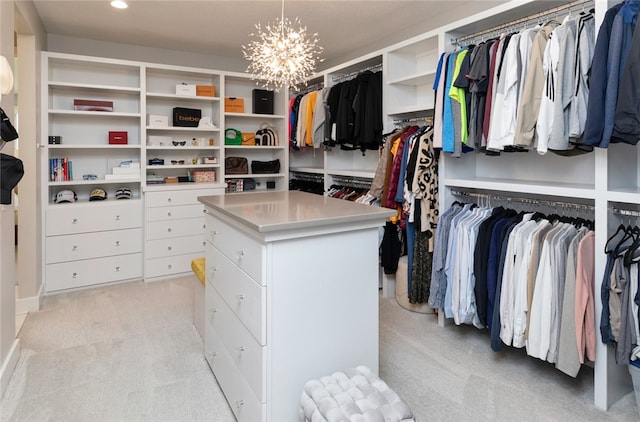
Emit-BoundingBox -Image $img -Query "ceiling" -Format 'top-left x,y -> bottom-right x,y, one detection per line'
30,0 -> 512,71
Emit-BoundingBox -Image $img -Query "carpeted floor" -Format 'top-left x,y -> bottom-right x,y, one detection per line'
0,275 -> 638,421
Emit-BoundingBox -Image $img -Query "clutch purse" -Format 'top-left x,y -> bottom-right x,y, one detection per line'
225,156 -> 249,174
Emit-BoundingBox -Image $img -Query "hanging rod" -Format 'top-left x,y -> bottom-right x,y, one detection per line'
450,189 -> 595,211
330,175 -> 372,188
290,171 -> 324,183
393,116 -> 433,126
291,81 -> 325,96
331,63 -> 383,84
452,0 -> 593,46
610,207 -> 640,218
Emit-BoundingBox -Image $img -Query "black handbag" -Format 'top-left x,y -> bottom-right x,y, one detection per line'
0,107 -> 18,142
225,156 -> 249,174
251,159 -> 280,174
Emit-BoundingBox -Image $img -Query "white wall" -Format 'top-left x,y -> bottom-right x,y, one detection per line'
47,34 -> 248,72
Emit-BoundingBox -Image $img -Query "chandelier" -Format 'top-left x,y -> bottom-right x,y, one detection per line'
242,0 -> 323,92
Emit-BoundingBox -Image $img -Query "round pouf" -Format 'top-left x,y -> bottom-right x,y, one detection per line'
299,366 -> 415,422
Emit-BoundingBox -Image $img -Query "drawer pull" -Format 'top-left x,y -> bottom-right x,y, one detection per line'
72,272 -> 78,278
236,250 -> 245,260
236,294 -> 245,301
167,212 -> 172,217
237,346 -> 246,352
167,246 -> 172,251
115,241 -> 120,247
208,351 -> 216,359
235,400 -> 244,409
209,308 -> 217,316
202,224 -> 206,229
168,264 -> 172,269
168,227 -> 172,233
72,218 -> 78,224
210,230 -> 217,237
115,266 -> 121,272
202,241 -> 206,246
71,245 -> 78,252
167,197 -> 172,203
115,215 -> 121,221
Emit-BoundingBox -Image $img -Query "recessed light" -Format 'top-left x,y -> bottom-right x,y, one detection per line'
110,0 -> 128,9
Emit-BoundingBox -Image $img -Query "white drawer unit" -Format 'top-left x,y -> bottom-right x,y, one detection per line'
45,201 -> 144,293
144,187 -> 223,281
200,192 -> 392,422
46,252 -> 143,292
46,228 -> 143,264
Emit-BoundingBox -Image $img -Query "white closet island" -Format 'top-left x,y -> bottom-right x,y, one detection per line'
198,191 -> 395,421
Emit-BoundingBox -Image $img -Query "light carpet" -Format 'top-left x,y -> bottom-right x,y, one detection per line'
1,275 -> 638,421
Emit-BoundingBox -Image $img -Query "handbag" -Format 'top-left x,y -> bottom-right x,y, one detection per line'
255,123 -> 278,146
225,156 -> 249,174
224,128 -> 242,145
251,159 -> 280,174
241,132 -> 256,146
0,107 -> 18,142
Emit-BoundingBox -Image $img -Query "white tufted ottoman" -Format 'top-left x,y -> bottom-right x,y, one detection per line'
299,366 -> 415,422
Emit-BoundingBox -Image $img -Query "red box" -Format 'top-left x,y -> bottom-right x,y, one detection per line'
109,131 -> 128,145
74,99 -> 113,112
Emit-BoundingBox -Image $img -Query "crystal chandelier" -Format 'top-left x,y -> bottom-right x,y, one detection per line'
242,0 -> 323,92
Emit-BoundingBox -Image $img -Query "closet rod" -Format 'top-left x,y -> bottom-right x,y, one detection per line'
291,81 -> 325,96
452,0 -> 592,46
330,175 -> 372,188
331,63 -> 383,84
290,171 -> 324,183
450,189 -> 595,211
610,207 -> 640,218
393,116 -> 433,126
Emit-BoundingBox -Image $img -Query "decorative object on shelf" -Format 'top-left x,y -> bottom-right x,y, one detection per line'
252,89 -> 275,114
241,132 -> 256,146
198,116 -> 218,129
224,128 -> 243,145
147,114 -> 169,127
176,83 -> 196,96
82,174 -> 98,181
108,131 -> 128,145
148,135 -> 171,146
225,156 -> 249,174
267,181 -> 276,189
115,187 -> 132,200
172,140 -> 187,146
54,189 -> 77,204
242,0 -> 323,92
73,99 -> 113,112
196,85 -> 216,97
244,178 -> 257,190
224,97 -> 245,113
48,135 -> 61,145
191,171 -> 216,183
89,188 -> 107,201
172,107 -> 201,127
255,123 -> 278,146
148,158 -> 164,166
251,158 -> 280,174
202,157 -> 217,164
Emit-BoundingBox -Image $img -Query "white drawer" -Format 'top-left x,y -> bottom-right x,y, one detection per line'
146,217 -> 205,240
205,326 -> 265,422
145,251 -> 203,279
46,253 -> 142,292
206,284 -> 265,402
145,234 -> 205,259
146,204 -> 204,222
47,201 -> 142,236
207,245 -> 265,345
146,189 -> 215,207
205,214 -> 265,284
46,228 -> 143,264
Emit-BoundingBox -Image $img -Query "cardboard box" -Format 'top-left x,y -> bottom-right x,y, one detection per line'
74,99 -> 113,112
196,85 -> 216,97
176,83 -> 196,96
191,171 -> 215,183
224,97 -> 245,113
147,114 -> 168,127
108,131 -> 128,145
252,89 -> 274,114
173,107 -> 201,127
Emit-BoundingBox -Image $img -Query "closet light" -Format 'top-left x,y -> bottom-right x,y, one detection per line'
242,0 -> 323,92
110,1 -> 128,9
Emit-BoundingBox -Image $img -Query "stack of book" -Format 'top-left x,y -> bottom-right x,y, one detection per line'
49,157 -> 72,181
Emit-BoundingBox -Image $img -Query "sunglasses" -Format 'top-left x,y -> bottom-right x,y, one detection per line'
172,141 -> 186,146
82,174 -> 98,180
171,160 -> 185,165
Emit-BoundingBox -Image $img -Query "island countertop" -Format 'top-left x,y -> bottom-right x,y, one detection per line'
198,191 -> 395,233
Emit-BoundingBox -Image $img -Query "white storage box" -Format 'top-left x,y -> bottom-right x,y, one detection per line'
176,83 -> 196,96
147,135 -> 172,146
147,114 -> 168,127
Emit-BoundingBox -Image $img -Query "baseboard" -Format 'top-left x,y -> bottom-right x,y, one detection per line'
15,283 -> 43,315
0,339 -> 20,399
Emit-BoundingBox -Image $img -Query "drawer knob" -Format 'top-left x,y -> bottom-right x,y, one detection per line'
202,241 -> 206,246
72,272 -> 78,278
210,230 -> 217,237
115,215 -> 121,221
167,246 -> 172,251
71,245 -> 78,252
236,250 -> 245,260
72,218 -> 78,224
208,351 -> 216,358
209,308 -> 217,314
115,241 -> 120,247
168,228 -> 172,233
167,212 -> 172,217
237,346 -> 246,352
237,294 -> 245,301
167,198 -> 172,203
168,264 -> 172,269
115,266 -> 121,272
236,400 -> 244,409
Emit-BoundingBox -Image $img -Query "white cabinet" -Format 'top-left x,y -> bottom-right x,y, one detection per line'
222,73 -> 289,192
201,192 -> 389,422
